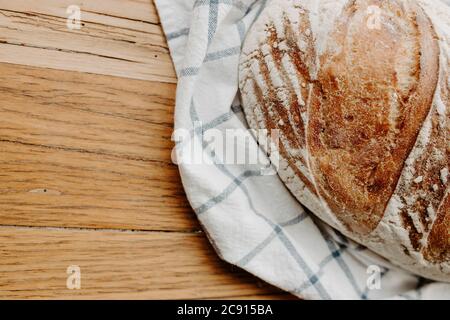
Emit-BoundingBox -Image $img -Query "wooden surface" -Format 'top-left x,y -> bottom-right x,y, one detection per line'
0,0 -> 294,299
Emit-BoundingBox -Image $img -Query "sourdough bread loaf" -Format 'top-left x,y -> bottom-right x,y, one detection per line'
239,0 -> 449,281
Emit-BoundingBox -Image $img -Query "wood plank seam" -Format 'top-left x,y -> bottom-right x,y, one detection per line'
0,0 -> 295,299
0,224 -> 203,234
0,1 -> 177,83
0,138 -> 172,165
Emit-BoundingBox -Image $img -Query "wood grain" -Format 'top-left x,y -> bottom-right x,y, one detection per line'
0,62 -> 196,232
0,0 -> 295,299
0,226 -> 288,299
0,140 -> 198,231
0,0 -> 177,83
0,63 -> 174,162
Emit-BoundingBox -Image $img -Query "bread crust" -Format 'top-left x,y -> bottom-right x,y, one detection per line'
239,0 -> 449,281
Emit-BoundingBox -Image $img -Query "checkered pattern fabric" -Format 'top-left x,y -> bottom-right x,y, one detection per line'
154,0 -> 450,299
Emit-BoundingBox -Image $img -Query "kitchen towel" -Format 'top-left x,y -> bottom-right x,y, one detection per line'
154,0 -> 450,299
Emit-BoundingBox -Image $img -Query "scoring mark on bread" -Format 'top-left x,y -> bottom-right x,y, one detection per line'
239,3 -> 319,192
239,0 -> 449,273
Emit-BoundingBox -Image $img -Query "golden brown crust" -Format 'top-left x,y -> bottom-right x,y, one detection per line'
239,0 -> 449,277
307,0 -> 440,234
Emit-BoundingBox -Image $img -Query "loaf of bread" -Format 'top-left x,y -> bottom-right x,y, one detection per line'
239,0 -> 449,281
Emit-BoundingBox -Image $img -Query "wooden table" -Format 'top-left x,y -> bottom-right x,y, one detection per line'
0,0 -> 294,299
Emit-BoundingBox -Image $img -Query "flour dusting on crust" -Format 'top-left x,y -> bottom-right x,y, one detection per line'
239,0 -> 449,282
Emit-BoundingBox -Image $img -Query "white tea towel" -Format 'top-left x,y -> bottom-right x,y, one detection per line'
154,0 -> 450,299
